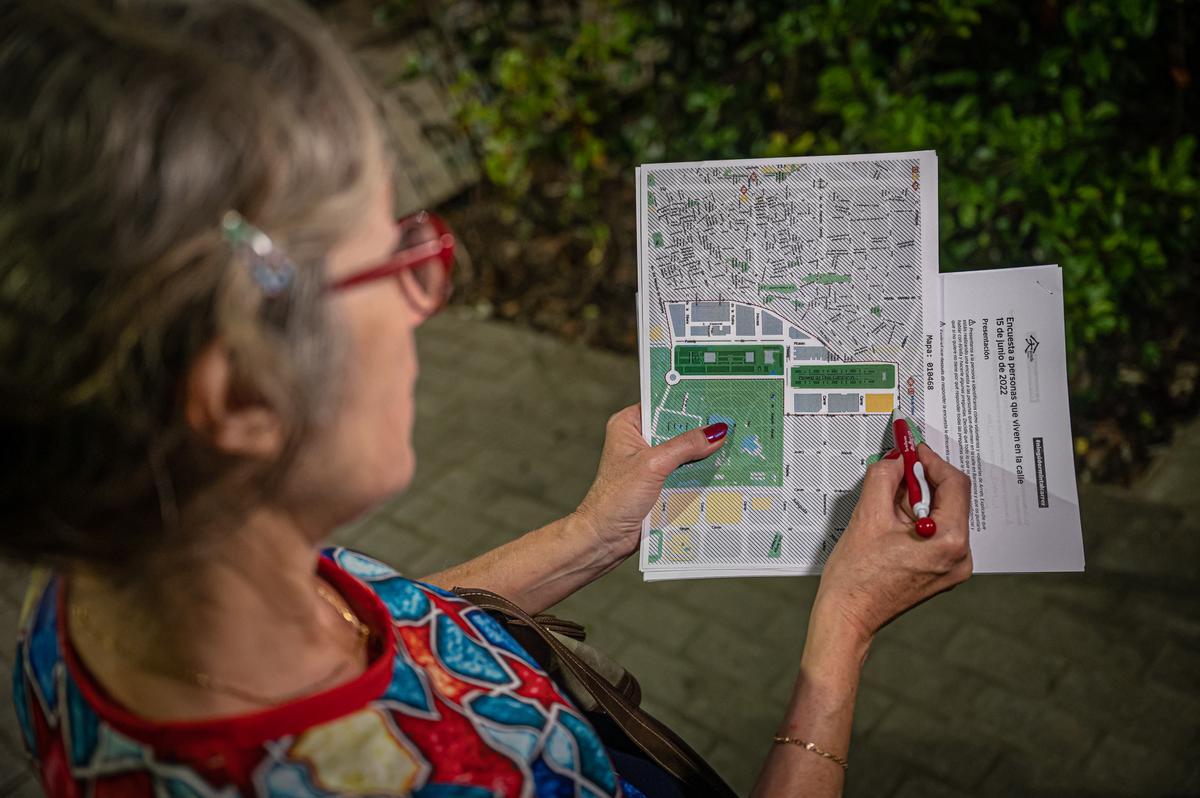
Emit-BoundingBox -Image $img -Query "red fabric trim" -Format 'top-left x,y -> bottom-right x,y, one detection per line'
57,553 -> 397,757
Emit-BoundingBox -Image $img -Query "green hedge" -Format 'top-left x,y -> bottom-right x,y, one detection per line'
378,0 -> 1199,480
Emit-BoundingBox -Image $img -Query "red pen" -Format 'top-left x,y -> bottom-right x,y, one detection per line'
891,414 -> 937,537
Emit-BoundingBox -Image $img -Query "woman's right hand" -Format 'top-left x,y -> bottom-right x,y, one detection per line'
813,443 -> 973,645
753,444 -> 970,797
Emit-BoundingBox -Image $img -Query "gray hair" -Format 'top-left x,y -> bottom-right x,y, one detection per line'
0,0 -> 386,572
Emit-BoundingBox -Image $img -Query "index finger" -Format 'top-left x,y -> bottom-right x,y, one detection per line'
607,403 -> 643,432
916,442 -> 959,487
917,443 -> 970,520
614,403 -> 641,422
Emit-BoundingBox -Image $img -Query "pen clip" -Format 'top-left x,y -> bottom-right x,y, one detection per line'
911,461 -> 932,518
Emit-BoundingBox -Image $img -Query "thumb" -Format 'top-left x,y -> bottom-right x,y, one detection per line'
645,421 -> 729,476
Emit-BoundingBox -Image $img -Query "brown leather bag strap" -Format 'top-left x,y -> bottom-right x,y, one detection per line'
455,587 -> 737,798
529,615 -> 587,641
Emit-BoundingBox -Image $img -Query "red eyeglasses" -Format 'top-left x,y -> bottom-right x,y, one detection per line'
324,211 -> 455,315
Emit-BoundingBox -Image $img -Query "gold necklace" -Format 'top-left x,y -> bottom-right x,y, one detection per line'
315,581 -> 372,642
70,582 -> 372,707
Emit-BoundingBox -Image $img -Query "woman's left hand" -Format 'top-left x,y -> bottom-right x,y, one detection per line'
574,403 -> 728,561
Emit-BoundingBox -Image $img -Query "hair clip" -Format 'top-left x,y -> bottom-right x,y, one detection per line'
220,210 -> 295,297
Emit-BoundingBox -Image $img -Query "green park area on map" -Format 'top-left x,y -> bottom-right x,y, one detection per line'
790,363 -> 897,390
674,344 -> 785,376
649,348 -> 783,488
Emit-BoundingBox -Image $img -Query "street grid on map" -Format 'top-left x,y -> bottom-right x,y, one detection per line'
637,152 -> 938,579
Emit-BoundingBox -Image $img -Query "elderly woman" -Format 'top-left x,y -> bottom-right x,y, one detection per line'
1,1 -> 971,796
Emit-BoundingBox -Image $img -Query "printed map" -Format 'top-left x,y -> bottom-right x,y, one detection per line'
636,152 -> 939,579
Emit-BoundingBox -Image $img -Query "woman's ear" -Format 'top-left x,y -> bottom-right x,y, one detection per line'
184,341 -> 284,458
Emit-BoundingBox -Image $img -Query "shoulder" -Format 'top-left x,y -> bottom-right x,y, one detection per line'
321,546 -> 462,615
321,546 -> 540,668
322,547 -> 627,797
11,568 -> 58,760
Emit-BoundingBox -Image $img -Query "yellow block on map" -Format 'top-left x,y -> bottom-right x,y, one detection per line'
665,531 -> 694,562
648,324 -> 665,343
750,496 -> 773,512
665,492 -> 701,526
706,492 -> 743,526
865,393 -> 894,413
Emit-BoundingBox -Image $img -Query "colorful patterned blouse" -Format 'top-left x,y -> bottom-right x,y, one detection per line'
10,547 -> 643,797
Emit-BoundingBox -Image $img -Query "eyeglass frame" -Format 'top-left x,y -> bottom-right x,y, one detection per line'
323,211 -> 456,315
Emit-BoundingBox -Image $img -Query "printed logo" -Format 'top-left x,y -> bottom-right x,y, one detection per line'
1024,334 -> 1040,362
1024,332 -> 1042,403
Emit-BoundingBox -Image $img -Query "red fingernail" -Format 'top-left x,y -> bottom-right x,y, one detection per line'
883,447 -> 901,460
703,422 -> 728,443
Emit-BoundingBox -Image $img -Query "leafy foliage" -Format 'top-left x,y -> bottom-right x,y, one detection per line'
374,0 -> 1199,480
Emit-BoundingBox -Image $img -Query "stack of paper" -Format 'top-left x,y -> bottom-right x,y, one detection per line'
635,152 -> 1083,580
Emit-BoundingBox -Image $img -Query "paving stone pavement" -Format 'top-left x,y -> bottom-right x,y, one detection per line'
2,309 -> 1198,796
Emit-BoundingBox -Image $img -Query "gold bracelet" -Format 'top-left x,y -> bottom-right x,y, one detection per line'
772,735 -> 849,771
